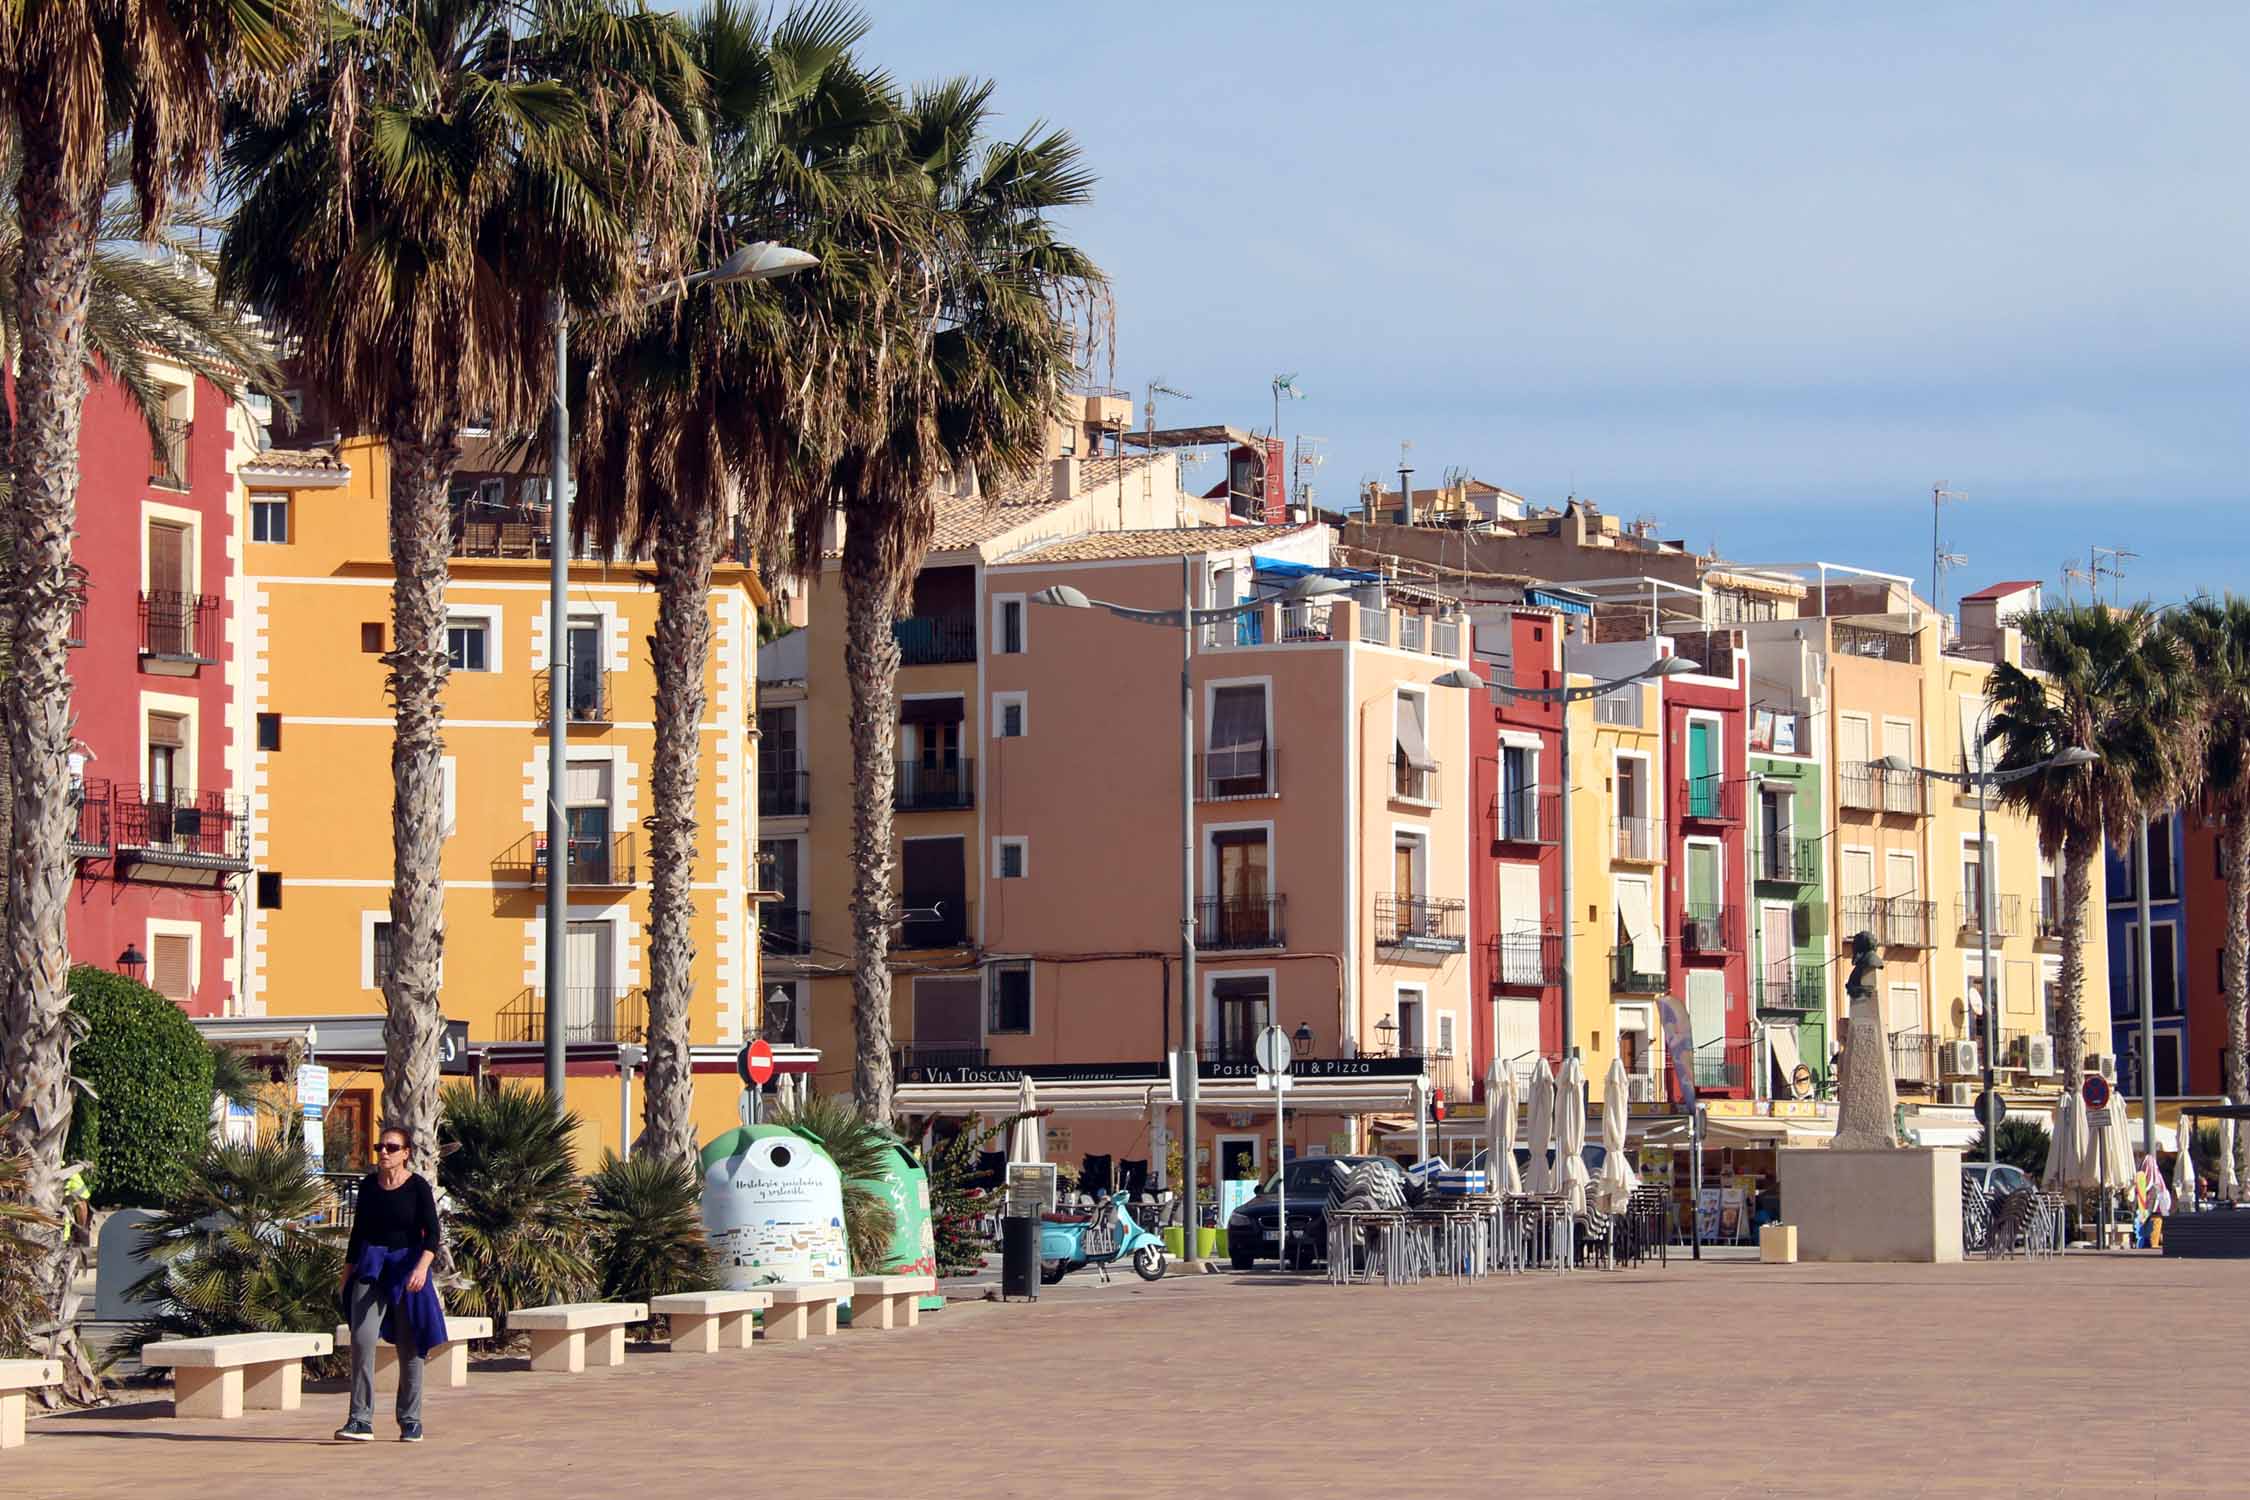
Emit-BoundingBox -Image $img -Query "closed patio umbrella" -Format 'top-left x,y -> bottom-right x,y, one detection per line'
2098,1097 -> 2134,1192
2220,1117 -> 2238,1203
1557,1055 -> 1591,1214
1487,1059 -> 1522,1196
1007,1074 -> 1043,1167
2043,1093 -> 2083,1189
1597,1056 -> 1640,1211
2172,1119 -> 2198,1214
1525,1057 -> 1556,1197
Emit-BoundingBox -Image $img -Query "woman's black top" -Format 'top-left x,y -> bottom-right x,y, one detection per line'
345,1171 -> 441,1264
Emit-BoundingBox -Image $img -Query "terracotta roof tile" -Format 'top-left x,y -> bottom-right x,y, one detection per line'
241,445 -> 345,474
1010,522 -> 1320,564
924,454 -> 1165,553
1959,579 -> 2041,602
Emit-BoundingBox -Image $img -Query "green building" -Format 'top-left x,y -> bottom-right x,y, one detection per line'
1745,696 -> 1830,1097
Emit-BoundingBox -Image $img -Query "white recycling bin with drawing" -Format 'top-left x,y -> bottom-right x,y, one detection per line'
699,1125 -> 851,1290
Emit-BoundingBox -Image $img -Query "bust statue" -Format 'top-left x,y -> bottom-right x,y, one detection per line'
1831,930 -> 1900,1149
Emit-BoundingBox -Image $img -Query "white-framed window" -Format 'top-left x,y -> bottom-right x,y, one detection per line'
446,618 -> 491,672
362,912 -> 396,991
1436,1011 -> 1456,1058
992,595 -> 1026,655
993,692 -> 1027,739
988,961 -> 1033,1034
994,836 -> 1028,880
1393,983 -> 1428,1056
249,493 -> 291,544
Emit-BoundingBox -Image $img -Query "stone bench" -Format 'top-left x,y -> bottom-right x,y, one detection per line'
849,1276 -> 937,1331
335,1316 -> 495,1388
761,1282 -> 845,1342
650,1290 -> 771,1354
140,1332 -> 334,1420
0,1360 -> 60,1449
510,1303 -> 646,1374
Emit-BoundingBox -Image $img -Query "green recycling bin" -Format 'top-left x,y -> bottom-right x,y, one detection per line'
851,1138 -> 941,1315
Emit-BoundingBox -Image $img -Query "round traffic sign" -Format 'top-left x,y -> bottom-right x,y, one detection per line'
2081,1074 -> 2111,1110
739,1038 -> 776,1087
1432,1088 -> 1447,1123
1254,1024 -> 1292,1076
1975,1089 -> 2005,1131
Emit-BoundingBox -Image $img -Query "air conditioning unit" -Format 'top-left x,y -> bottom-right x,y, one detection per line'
2090,1052 -> 2119,1081
1943,1082 -> 1978,1107
1940,1040 -> 1980,1076
2020,1034 -> 2056,1075
1627,1074 -> 1657,1103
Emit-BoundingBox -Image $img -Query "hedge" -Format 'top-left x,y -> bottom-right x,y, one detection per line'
65,965 -> 215,1207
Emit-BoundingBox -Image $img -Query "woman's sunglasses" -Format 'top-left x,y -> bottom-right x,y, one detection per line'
377,1142 -> 407,1155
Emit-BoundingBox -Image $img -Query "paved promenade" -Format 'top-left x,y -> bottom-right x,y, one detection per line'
12,1254 -> 2230,1498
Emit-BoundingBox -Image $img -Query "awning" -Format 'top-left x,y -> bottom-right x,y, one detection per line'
1524,586 -> 1593,617
1252,559 -> 1381,584
1617,880 -> 1661,974
1768,1027 -> 1809,1099
900,696 -> 965,727
1396,693 -> 1434,770
896,1074 -> 1426,1118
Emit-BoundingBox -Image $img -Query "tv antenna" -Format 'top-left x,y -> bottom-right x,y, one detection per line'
1144,379 -> 1192,526
2061,559 -> 2096,605
1929,485 -> 1965,617
1291,436 -> 1326,511
2091,546 -> 2137,605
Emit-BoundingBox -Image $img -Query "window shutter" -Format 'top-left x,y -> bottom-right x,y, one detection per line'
151,934 -> 193,1000
147,713 -> 186,749
148,523 -> 188,595
563,761 -> 611,806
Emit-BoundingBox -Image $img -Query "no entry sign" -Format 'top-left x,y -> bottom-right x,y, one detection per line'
739,1038 -> 776,1088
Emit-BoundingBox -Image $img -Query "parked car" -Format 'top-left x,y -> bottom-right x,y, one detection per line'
1963,1161 -> 2035,1200
1226,1156 -> 1407,1269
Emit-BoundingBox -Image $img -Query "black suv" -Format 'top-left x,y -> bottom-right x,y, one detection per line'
1226,1156 -> 1407,1269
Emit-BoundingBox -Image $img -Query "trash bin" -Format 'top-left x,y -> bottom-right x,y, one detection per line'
1000,1214 -> 1040,1301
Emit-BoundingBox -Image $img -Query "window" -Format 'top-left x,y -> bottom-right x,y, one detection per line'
2122,923 -> 2181,1016
996,837 -> 1028,880
565,617 -> 604,718
147,519 -> 192,597
900,836 -> 968,947
1394,690 -> 1434,801
370,920 -> 395,988
995,597 -> 1025,655
1206,683 -> 1270,795
1615,755 -> 1651,859
563,760 -> 614,881
989,963 -> 1032,1034
250,494 -> 290,543
1395,990 -> 1424,1055
447,619 -> 491,672
1215,975 -> 1272,1064
1436,1011 -> 1456,1058
2121,1030 -> 2184,1098
146,712 -> 186,802
256,871 -> 283,909
256,713 -> 282,752
361,622 -> 385,654
1500,744 -> 1538,838
994,693 -> 1026,739
150,934 -> 193,1001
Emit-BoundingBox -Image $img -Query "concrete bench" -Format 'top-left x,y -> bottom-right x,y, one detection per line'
335,1316 -> 495,1389
650,1290 -> 771,1354
510,1303 -> 646,1374
849,1276 -> 936,1331
140,1332 -> 334,1420
761,1282 -> 845,1342
0,1360 -> 60,1449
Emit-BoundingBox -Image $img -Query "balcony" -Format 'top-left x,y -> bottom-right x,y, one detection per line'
1842,894 -> 1934,950
762,906 -> 810,956
1389,756 -> 1439,805
1613,815 -> 1660,862
1831,622 -> 1920,665
1956,892 -> 2022,940
759,769 -> 809,818
1198,748 -> 1277,801
113,788 -> 249,878
1374,894 -> 1466,956
1840,761 -> 1925,816
1757,966 -> 1825,1016
1195,895 -> 1287,951
894,759 -> 974,812
2034,899 -> 2066,949
151,418 -> 189,489
898,898 -> 973,949
1889,1030 -> 1941,1090
533,666 -> 610,726
893,611 -> 977,666
491,831 -> 637,888
496,987 -> 648,1045
894,1047 -> 989,1076
138,591 -> 218,664
1611,947 -> 1669,995
1678,774 -> 1742,825
1489,931 -> 1563,988
68,778 -> 112,859
1680,903 -> 1740,956
1758,838 -> 1821,885
1693,1039 -> 1751,1093
1492,786 -> 1562,846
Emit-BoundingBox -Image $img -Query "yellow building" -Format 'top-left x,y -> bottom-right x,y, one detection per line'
1566,664 -> 1667,1082
236,436 -> 774,1164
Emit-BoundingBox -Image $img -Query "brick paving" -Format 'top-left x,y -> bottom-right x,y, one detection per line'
11,1255 -> 2236,1498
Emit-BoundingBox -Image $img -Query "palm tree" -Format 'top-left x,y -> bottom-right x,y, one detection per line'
1985,604 -> 2199,1091
2170,596 -> 2250,1191
218,0 -> 704,1173
828,81 -> 1105,1120
438,1083 -> 595,1332
575,0 -> 894,1167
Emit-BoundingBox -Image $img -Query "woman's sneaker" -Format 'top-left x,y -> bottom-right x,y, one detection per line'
399,1421 -> 424,1443
334,1420 -> 374,1442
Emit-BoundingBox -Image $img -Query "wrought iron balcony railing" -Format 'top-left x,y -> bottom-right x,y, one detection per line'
1757,966 -> 1825,1015
1678,774 -> 1742,824
1374,894 -> 1466,953
1693,1039 -> 1751,1092
1843,894 -> 1935,949
759,769 -> 809,817
762,906 -> 811,956
1955,892 -> 2022,939
1489,931 -> 1563,987
1389,755 -> 1439,804
892,611 -> 977,666
1198,748 -> 1277,800
1614,815 -> 1659,862
1758,838 -> 1821,884
1611,947 -> 1669,995
114,787 -> 249,870
1493,786 -> 1562,845
1195,895 -> 1287,951
138,590 -> 218,662
1680,903 -> 1740,955
496,987 -> 648,1044
533,666 -> 609,725
1839,761 -> 1926,815
494,831 -> 638,887
894,1047 -> 989,1075
895,759 -> 974,811
68,778 -> 112,859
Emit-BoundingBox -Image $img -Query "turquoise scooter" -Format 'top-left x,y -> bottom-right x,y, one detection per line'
1038,1190 -> 1168,1284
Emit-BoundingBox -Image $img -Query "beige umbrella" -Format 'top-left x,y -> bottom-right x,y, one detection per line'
2172,1118 -> 2198,1214
2099,1096 -> 2134,1192
1487,1058 -> 1522,1196
1007,1074 -> 1043,1167
2221,1116 -> 2239,1202
1596,1056 -> 1640,1211
2043,1093 -> 2084,1188
1557,1055 -> 1591,1214
1525,1057 -> 1556,1196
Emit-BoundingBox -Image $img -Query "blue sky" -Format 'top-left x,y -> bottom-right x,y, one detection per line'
855,2 -> 2247,608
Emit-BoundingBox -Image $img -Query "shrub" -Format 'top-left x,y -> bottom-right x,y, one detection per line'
125,1139 -> 347,1377
438,1084 -> 593,1333
1969,1118 -> 2053,1177
926,1113 -> 1035,1278
66,966 -> 215,1207
587,1152 -> 716,1310
769,1093 -> 896,1274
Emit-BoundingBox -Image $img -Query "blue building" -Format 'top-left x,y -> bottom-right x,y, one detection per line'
2105,809 -> 2188,1097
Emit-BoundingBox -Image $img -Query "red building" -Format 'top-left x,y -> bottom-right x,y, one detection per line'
2182,811 -> 2231,1096
1469,604 -> 1569,1093
66,369 -> 251,1014
1662,629 -> 1751,1098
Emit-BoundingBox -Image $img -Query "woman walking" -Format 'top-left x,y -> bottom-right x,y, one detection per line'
336,1125 -> 446,1442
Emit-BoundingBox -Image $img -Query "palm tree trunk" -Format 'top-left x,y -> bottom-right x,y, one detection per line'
641,499 -> 715,1167
382,433 -> 460,1179
0,140 -> 101,1401
2225,807 -> 2250,1197
2056,826 -> 2098,1094
840,525 -> 901,1122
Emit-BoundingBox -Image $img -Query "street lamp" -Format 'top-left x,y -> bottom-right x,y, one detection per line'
1873,745 -> 2096,1170
1292,1021 -> 1314,1059
116,945 -> 146,983
1032,566 -> 1348,1266
543,241 -> 820,1105
1486,651 -> 1701,1060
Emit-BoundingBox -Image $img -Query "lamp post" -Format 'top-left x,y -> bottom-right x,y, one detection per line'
543,242 -> 818,1106
1874,746 -> 2097,1169
116,945 -> 146,983
1485,651 -> 1700,1061
1031,567 -> 1350,1267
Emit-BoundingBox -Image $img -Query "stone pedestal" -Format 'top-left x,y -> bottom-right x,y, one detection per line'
1778,1147 -> 1963,1263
